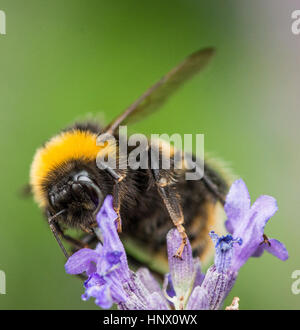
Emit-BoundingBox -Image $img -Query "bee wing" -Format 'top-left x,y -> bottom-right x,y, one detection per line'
103,48 -> 215,135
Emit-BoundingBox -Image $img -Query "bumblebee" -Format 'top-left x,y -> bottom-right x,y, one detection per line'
29,48 -> 231,272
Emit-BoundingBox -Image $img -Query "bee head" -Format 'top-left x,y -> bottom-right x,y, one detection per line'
48,170 -> 104,226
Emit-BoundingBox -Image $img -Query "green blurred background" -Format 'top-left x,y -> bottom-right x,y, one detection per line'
0,0 -> 299,309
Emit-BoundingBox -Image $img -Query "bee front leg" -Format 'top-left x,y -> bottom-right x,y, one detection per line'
98,162 -> 126,233
54,222 -> 89,249
113,181 -> 124,233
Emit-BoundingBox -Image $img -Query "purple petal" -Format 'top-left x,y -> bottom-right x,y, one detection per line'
97,251 -> 124,276
193,259 -> 205,288
84,273 -> 127,308
265,239 -> 288,260
106,276 -> 128,303
196,265 -> 237,310
122,271 -> 170,310
96,195 -> 130,280
119,272 -> 152,310
92,285 -> 113,309
248,195 -> 278,231
86,262 -> 97,276
136,268 -> 165,300
106,251 -> 122,266
82,278 -> 114,309
84,273 -> 105,288
149,292 -> 170,310
253,238 -> 288,261
186,286 -> 209,310
251,244 -> 265,257
167,229 -> 195,301
118,297 -> 148,310
230,195 -> 278,272
65,248 -> 100,275
224,179 -> 251,234
96,195 -> 125,255
97,195 -> 119,227
95,243 -> 103,254
128,272 -> 153,303
163,273 -> 176,299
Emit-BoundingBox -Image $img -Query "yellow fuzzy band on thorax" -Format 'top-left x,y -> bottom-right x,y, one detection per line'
30,129 -> 113,207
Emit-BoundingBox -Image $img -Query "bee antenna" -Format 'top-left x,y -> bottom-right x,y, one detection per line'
47,209 -> 69,259
48,209 -> 67,223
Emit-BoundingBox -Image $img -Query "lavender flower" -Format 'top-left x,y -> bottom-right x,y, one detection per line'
186,179 -> 288,310
65,196 -> 129,308
186,233 -> 241,310
65,195 -> 169,310
224,179 -> 288,272
65,179 -> 288,310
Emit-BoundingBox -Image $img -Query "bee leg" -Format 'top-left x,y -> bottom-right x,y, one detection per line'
152,170 -> 187,259
113,183 -> 123,233
150,143 -> 187,258
63,234 -> 88,249
80,232 -> 98,246
79,224 -> 94,235
96,159 -> 126,233
159,185 -> 187,259
54,222 -> 89,249
112,173 -> 128,233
